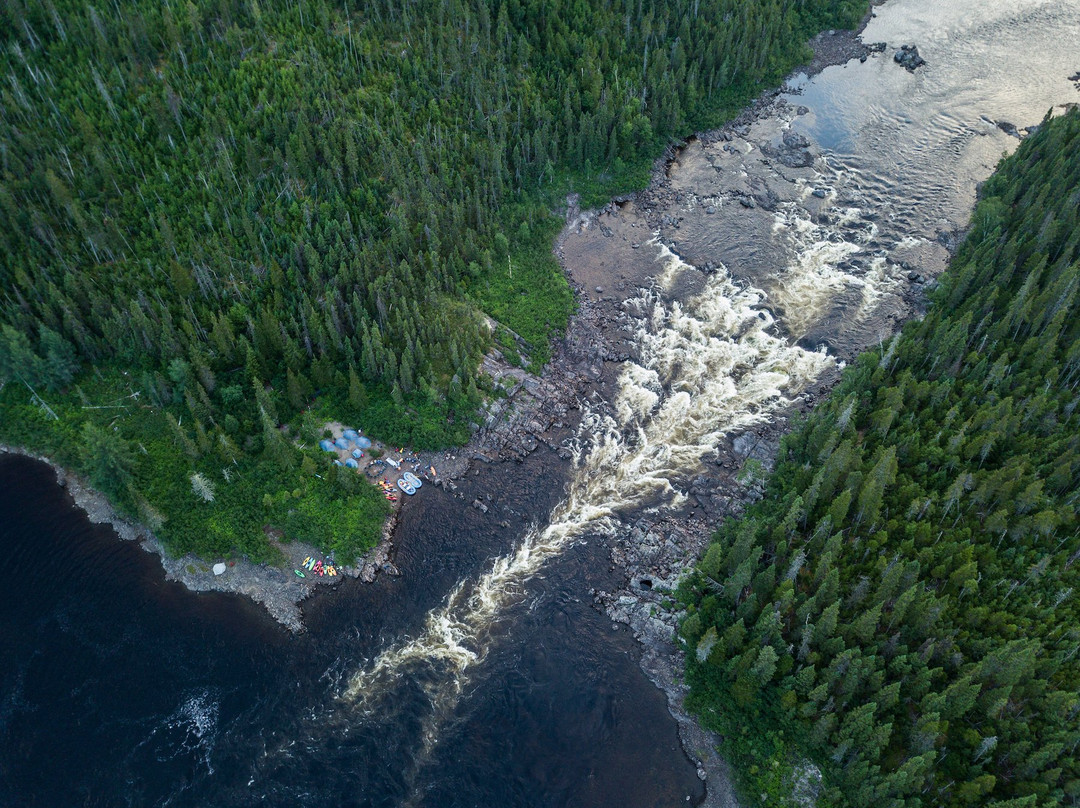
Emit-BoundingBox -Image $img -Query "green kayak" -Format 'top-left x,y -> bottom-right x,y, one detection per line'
294,569 -> 305,578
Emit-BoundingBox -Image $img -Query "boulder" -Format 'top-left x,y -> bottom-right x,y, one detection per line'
894,44 -> 926,71
782,131 -> 810,150
996,120 -> 1021,139
751,179 -> 780,211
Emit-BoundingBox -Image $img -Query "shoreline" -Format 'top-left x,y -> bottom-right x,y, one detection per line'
0,329 -> 581,634
2,0 -> 1072,804
0,443 -> 375,632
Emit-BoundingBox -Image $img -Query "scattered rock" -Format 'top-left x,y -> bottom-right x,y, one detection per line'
996,120 -> 1021,139
894,44 -> 927,72
761,130 -> 816,168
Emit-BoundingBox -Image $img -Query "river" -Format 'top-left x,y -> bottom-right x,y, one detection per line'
2,1 -> 1079,805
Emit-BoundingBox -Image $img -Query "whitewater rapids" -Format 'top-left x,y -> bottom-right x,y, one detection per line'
338,243 -> 847,760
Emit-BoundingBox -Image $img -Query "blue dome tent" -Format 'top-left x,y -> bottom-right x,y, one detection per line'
356,436 -> 372,449
345,458 -> 359,469
334,437 -> 350,450
319,440 -> 336,452
342,429 -> 359,440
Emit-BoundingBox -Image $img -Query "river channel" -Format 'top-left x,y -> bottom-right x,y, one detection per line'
2,2 -> 1079,806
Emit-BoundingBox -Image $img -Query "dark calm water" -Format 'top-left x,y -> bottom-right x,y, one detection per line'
0,453 -> 701,807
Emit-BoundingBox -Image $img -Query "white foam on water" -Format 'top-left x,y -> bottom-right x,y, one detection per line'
855,255 -> 903,322
319,0 -> 1080,794
651,236 -> 691,291
337,244 -> 836,791
139,689 -> 220,776
768,201 -> 896,337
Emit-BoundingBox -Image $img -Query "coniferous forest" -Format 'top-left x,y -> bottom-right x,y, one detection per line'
679,108 -> 1080,807
0,0 -> 865,560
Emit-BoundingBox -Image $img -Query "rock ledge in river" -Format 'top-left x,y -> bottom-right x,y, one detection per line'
894,44 -> 926,72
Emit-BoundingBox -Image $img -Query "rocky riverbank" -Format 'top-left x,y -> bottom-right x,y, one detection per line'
0,443 -> 376,632
549,6 -> 960,805
0,297 -> 600,636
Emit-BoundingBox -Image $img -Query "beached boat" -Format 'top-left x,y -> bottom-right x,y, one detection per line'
402,471 -> 422,489
397,478 -> 416,495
